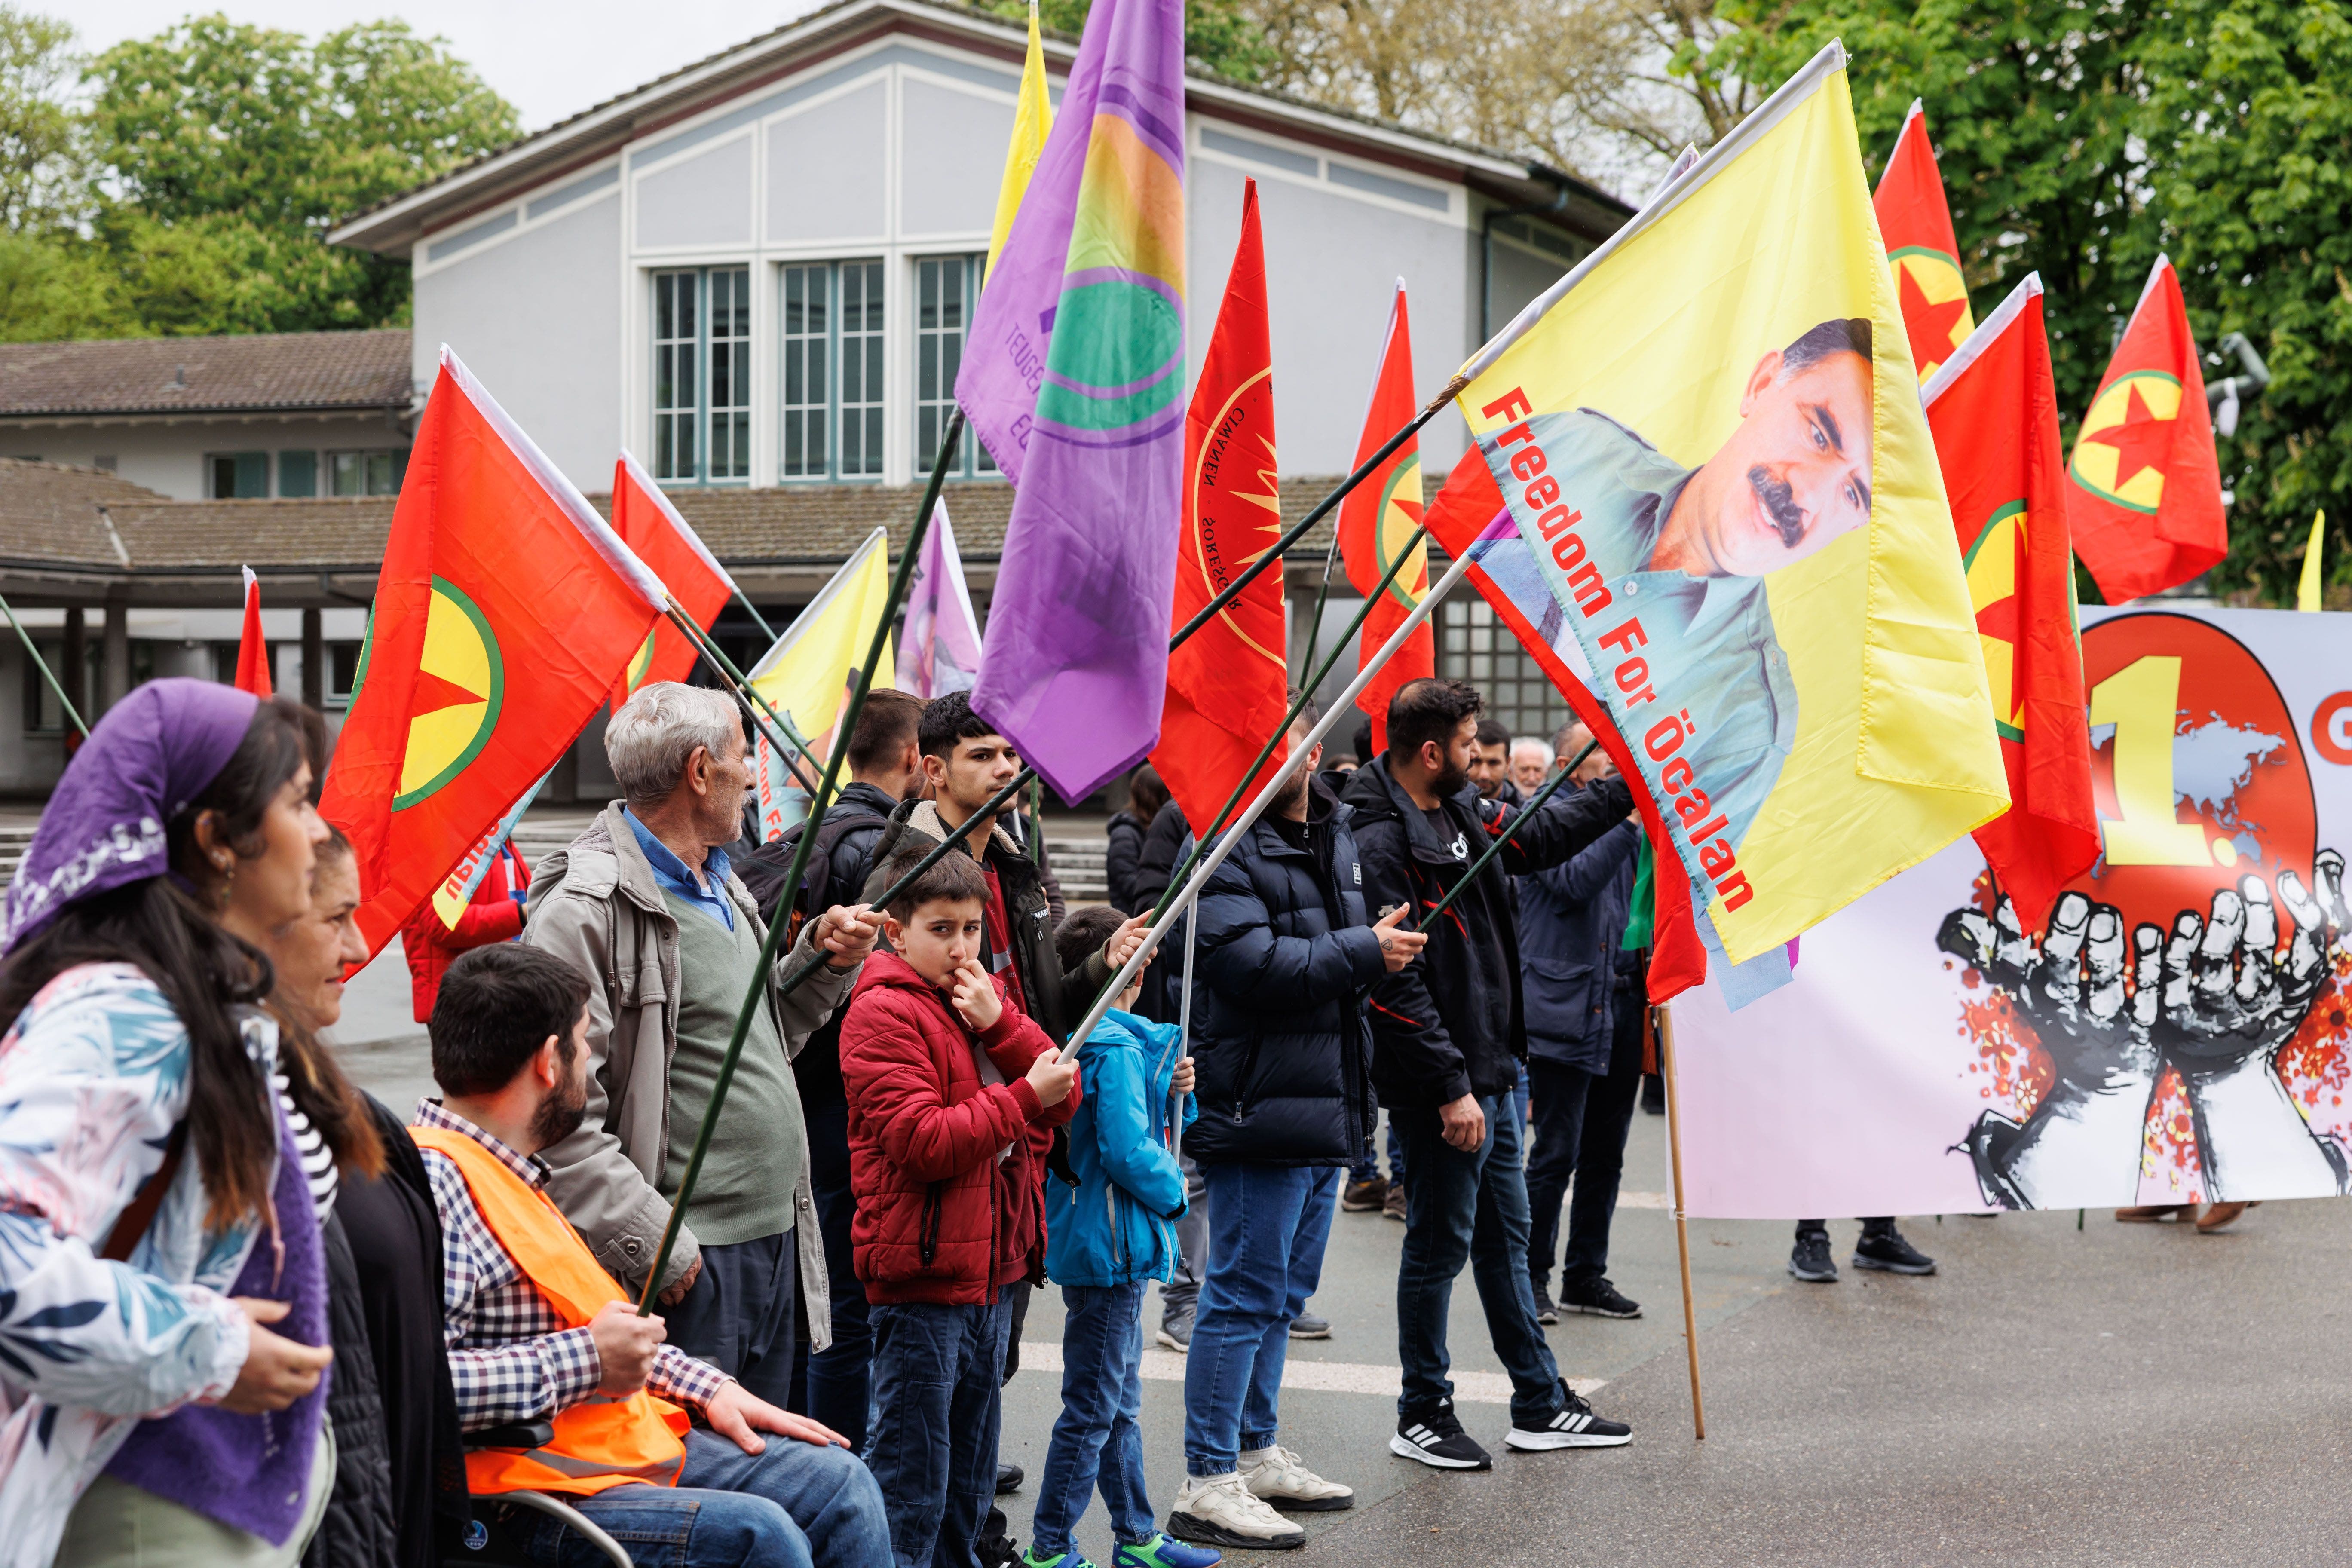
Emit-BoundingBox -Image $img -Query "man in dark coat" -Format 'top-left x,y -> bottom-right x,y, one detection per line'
1341,677 -> 1638,1470
1516,723 -> 1646,1325
1167,698 -> 1427,1548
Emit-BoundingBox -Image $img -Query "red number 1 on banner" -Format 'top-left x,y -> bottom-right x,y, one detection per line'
2089,655 -> 2215,868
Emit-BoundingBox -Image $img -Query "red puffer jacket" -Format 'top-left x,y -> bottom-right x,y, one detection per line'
840,950 -> 1081,1306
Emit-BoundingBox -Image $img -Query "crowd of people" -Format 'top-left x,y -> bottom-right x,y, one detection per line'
0,666 -> 1843,1568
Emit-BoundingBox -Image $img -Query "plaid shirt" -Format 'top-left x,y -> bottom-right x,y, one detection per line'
413,1099 -> 729,1429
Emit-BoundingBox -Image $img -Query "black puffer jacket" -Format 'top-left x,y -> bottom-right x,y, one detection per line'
1187,779 -> 1387,1166
1342,756 -> 1634,1106
1105,812 -> 1149,914
1130,799 -> 1191,913
304,1212 -> 398,1568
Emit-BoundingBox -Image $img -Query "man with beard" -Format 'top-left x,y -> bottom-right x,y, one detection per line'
1477,318 -> 1874,864
1342,678 -> 1640,1470
1166,695 -> 1427,1550
524,682 -> 877,1410
413,943 -> 891,1567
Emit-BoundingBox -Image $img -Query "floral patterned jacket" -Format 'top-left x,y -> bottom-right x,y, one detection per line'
0,963 -> 275,1568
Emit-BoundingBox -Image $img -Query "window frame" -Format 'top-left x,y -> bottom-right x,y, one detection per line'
650,265 -> 754,487
913,252 -> 997,480
1436,597 -> 1569,751
777,258 -> 886,484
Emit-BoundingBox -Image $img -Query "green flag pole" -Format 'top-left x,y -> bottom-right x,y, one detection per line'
661,602 -> 825,786
1411,738 -> 1601,934
635,411 -> 962,1313
0,592 -> 87,737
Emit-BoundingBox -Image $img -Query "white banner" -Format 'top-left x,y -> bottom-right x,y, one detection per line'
1674,606 -> 2352,1217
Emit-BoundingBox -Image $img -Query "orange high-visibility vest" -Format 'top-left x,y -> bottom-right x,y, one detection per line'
411,1125 -> 689,1496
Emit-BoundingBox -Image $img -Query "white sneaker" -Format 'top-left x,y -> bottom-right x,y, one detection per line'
1167,1470 -> 1306,1551
1238,1445 -> 1353,1512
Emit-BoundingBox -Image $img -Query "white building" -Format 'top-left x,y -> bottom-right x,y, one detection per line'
0,0 -> 1627,799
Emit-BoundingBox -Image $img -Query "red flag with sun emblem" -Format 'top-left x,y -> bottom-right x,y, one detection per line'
609,450 -> 736,708
2067,256 -> 2228,602
322,348 -> 665,955
1923,275 -> 2098,930
1150,179 -> 1289,837
1338,282 -> 1432,753
1874,100 -> 1975,383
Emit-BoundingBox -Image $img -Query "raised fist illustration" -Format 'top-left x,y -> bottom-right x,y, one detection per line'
1936,852 -> 2350,1209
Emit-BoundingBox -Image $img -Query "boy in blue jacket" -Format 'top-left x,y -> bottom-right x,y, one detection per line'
1025,906 -> 1218,1568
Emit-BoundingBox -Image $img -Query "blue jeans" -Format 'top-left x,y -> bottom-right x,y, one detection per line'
1348,1121 -> 1406,1188
1032,1282 -> 1155,1554
865,1291 -> 1013,1568
506,1426 -> 888,1568
794,1103 -> 873,1449
668,1228 -> 798,1409
1182,1163 -> 1340,1474
1393,1092 -> 1561,1427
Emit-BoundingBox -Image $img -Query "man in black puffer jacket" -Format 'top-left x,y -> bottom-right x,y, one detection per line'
1341,677 -> 1639,1472
1167,696 -> 1428,1549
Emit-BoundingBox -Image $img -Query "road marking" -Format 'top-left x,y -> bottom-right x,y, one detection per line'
1618,1191 -> 1675,1209
1017,1343 -> 1603,1405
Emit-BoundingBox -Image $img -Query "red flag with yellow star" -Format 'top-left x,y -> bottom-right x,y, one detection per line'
1150,179 -> 1289,837
1338,282 -> 1431,752
1923,275 -> 2098,929
609,450 -> 736,707
2067,256 -> 2228,602
1874,100 -> 1975,383
323,348 -> 665,955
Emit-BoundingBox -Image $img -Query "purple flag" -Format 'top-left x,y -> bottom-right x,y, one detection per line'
957,0 -> 1186,802
896,497 -> 983,698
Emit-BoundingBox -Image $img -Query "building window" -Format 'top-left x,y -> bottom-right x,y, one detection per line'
1438,597 -> 1568,748
24,638 -> 100,733
279,450 -> 316,497
328,450 -> 405,496
914,254 -> 997,478
327,641 -> 363,707
208,452 -> 269,498
652,266 -> 752,485
780,260 -> 884,481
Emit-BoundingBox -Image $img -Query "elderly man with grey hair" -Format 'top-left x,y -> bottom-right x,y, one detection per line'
524,680 -> 878,1407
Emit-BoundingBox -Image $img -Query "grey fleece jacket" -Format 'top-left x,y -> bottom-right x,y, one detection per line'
522,802 -> 858,1344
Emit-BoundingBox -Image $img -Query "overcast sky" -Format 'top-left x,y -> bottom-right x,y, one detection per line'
67,2 -> 832,131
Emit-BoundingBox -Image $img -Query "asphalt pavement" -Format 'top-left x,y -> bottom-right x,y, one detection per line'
334,971 -> 2352,1567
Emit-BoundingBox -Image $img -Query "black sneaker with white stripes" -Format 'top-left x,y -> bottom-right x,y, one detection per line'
1504,1379 -> 1633,1452
1390,1399 -> 1493,1470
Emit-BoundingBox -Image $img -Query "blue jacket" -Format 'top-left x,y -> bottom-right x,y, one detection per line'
1188,779 -> 1387,1167
1044,1008 -> 1197,1288
1517,797 -> 1642,1072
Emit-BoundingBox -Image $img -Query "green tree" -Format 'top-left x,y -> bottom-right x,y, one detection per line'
1718,0 -> 2352,602
973,0 -> 1275,83
86,13 -> 519,334
0,4 -> 86,233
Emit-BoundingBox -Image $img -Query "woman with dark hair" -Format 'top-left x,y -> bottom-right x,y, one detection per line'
0,681 -> 367,1568
267,827 -> 470,1568
1107,765 -> 1170,916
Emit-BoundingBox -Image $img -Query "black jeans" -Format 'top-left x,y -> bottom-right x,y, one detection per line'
1526,995 -> 1645,1291
791,1101 -> 872,1449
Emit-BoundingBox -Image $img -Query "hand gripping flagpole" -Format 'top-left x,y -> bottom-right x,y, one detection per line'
636,410 -> 962,1313
1055,548 -> 1476,1064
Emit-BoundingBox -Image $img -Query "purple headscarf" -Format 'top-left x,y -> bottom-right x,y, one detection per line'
2,678 -> 260,956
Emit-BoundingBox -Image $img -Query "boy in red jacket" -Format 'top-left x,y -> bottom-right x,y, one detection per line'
842,845 -> 1081,1567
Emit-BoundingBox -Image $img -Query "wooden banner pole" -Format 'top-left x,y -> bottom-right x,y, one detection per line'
1659,1001 -> 1706,1440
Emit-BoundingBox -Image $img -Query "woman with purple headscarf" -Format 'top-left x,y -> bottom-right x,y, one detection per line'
0,679 -> 380,1568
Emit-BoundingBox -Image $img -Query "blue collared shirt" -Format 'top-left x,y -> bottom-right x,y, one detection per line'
623,808 -> 735,932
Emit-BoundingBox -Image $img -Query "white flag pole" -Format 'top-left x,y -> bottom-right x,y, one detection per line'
1057,547 -> 1475,1063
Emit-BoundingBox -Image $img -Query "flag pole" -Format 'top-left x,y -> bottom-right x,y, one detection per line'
1145,520 -> 1437,933
1291,527 -> 1344,691
1409,740 -> 1600,934
1658,1002 -> 1706,1440
636,410 -> 961,1313
1171,372 -> 1467,649
661,601 -> 826,787
1056,547 -> 1476,1063
1172,898 -> 1195,1164
0,591 -> 87,737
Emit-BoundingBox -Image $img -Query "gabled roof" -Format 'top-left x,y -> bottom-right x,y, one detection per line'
329,0 -> 1627,255
0,330 -> 414,421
